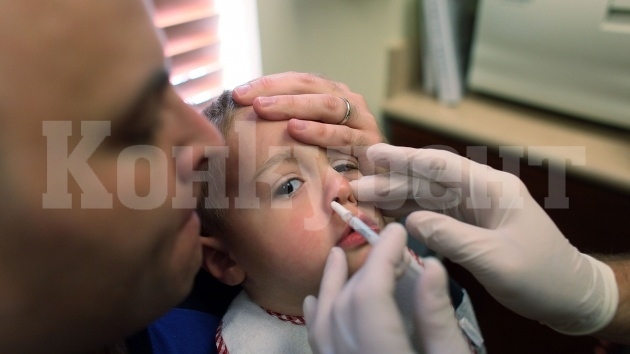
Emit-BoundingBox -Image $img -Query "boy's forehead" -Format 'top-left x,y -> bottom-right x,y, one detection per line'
236,106 -> 296,148
232,107 -> 348,166
227,106 -> 305,169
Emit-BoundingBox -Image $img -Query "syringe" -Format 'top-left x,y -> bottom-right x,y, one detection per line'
331,201 -> 380,244
330,201 -> 421,277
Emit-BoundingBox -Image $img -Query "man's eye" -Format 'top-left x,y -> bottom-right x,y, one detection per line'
109,105 -> 160,148
275,178 -> 303,197
114,120 -> 156,145
333,163 -> 359,174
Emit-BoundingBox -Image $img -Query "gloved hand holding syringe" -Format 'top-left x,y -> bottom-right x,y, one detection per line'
330,201 -> 437,353
307,143 -> 620,354
305,204 -> 476,354
330,200 -> 483,353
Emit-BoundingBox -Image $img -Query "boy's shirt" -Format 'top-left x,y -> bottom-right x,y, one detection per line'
217,291 -> 310,354
218,253 -> 486,354
129,257 -> 486,354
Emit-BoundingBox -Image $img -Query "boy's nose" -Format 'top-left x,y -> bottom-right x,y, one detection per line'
329,175 -> 358,207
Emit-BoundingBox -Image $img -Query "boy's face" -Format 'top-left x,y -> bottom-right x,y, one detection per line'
223,107 -> 384,313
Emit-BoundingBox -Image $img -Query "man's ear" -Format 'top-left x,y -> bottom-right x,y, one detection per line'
200,236 -> 245,286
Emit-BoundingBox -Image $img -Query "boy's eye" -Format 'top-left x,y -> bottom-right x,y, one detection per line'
275,178 -> 303,197
333,162 -> 359,174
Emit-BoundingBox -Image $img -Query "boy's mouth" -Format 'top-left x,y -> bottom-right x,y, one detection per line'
336,214 -> 379,249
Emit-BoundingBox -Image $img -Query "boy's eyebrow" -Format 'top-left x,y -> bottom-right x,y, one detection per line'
327,152 -> 358,162
253,150 -> 294,181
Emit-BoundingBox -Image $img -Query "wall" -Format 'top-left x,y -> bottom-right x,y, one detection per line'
256,0 -> 418,124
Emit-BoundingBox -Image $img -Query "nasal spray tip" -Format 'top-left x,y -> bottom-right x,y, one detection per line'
331,201 -> 379,244
331,201 -> 352,223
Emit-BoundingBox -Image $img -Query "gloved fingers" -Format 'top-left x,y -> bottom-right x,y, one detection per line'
366,144 -> 467,188
330,223 -> 408,335
405,211 -> 498,273
350,173 -> 460,213
329,223 -> 416,354
369,200 -> 436,218
303,295 -> 317,326
365,143 -> 418,172
365,144 -> 528,209
304,295 -> 333,354
414,258 -> 473,354
357,223 -> 409,283
312,247 -> 349,318
305,247 -> 349,354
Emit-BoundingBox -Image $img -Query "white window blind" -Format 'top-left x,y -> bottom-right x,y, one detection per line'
152,0 -> 223,109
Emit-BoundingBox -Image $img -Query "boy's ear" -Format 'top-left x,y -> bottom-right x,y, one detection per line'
200,236 -> 245,286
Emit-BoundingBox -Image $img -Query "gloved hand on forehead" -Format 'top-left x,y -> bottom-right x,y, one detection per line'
351,143 -> 618,335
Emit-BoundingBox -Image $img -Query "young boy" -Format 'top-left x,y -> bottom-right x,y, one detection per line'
198,91 -> 485,353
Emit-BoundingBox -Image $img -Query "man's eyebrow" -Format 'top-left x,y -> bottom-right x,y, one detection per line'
127,67 -> 170,109
253,150 -> 294,181
110,68 -> 170,139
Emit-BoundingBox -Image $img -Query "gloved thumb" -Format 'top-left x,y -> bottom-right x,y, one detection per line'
405,210 -> 495,272
366,143 -> 418,172
303,295 -> 317,327
414,258 -> 472,354
360,222 -> 409,278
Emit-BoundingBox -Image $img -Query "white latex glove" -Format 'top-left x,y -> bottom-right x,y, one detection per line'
303,223 -> 471,354
351,144 -> 618,335
415,258 -> 473,354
